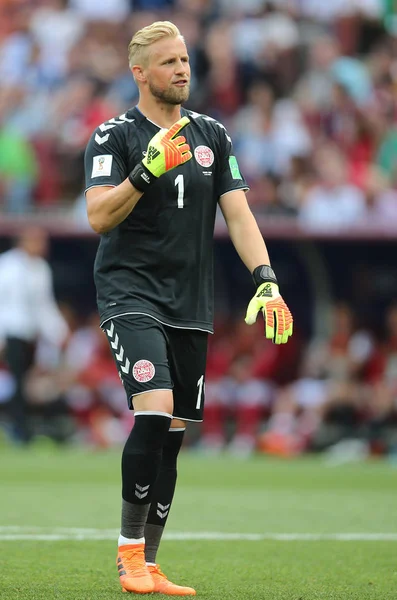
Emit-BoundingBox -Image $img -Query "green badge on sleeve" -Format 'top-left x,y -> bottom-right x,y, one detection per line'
229,156 -> 241,180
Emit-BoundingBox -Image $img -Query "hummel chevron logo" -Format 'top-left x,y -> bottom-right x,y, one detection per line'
135,483 -> 150,500
95,133 -> 109,145
136,484 -> 150,492
96,114 -> 135,145
188,110 -> 232,142
99,122 -> 116,132
99,115 -> 135,132
120,358 -> 130,374
118,114 -> 135,123
156,503 -> 170,519
105,321 -> 130,374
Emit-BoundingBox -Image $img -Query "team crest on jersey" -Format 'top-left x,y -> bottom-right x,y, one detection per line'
194,145 -> 214,168
133,360 -> 155,383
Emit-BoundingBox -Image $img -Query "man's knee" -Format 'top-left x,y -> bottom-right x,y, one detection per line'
132,389 -> 174,415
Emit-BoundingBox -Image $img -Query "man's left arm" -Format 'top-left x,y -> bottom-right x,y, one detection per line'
219,190 -> 293,344
219,190 -> 271,271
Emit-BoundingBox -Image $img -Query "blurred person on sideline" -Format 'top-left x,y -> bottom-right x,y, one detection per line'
84,20 -> 293,596
259,302 -> 375,456
0,227 -> 69,443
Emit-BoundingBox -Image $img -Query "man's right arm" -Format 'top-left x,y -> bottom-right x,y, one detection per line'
86,180 -> 143,234
84,115 -> 192,234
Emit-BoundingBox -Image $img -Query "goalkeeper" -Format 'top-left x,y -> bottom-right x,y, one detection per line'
84,19 -> 292,597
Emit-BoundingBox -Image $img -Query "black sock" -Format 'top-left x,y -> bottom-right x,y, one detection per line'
120,412 -> 171,540
144,428 -> 185,563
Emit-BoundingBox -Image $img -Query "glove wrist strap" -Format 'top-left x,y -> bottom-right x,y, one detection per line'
128,162 -> 157,193
252,265 -> 278,288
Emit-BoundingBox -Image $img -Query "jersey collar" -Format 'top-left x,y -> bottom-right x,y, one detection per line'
127,106 -> 188,129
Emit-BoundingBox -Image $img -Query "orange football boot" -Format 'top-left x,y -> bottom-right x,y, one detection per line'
117,543 -> 155,594
148,564 -> 196,596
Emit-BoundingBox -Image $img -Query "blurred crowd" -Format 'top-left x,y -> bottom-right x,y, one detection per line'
0,305 -> 133,447
1,0 -> 397,229
0,290 -> 397,457
1,0 -> 397,456
204,301 -> 397,458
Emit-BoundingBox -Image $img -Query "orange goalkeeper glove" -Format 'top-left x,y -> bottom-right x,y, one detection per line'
129,116 -> 192,192
245,265 -> 293,344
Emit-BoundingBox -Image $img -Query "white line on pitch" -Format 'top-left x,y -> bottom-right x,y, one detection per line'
1,527 -> 397,542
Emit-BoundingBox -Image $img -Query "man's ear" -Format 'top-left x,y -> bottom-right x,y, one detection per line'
132,65 -> 146,83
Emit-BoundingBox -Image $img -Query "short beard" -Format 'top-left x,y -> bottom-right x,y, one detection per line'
148,80 -> 190,105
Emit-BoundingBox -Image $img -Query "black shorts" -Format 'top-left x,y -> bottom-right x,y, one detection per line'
102,314 -> 208,422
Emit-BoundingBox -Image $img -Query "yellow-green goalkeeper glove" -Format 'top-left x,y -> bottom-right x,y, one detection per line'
245,265 -> 293,344
129,116 -> 192,192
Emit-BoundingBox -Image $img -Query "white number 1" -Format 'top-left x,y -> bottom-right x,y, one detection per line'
174,174 -> 184,208
196,375 -> 204,409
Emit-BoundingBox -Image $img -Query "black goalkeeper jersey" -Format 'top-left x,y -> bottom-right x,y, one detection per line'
84,106 -> 248,332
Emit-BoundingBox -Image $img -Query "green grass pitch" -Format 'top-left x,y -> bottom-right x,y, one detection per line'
1,443 -> 397,599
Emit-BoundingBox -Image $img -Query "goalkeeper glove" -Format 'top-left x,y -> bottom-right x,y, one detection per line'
245,265 -> 293,344
129,116 -> 192,192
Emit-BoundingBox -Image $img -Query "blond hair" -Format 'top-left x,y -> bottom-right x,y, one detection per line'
128,21 -> 183,69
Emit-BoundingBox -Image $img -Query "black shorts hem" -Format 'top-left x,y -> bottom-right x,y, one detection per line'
100,311 -> 214,334
172,416 -> 204,423
130,388 -> 173,399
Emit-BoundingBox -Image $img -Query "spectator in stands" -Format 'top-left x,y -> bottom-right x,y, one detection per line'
0,0 -> 396,219
232,80 -> 311,182
298,143 -> 367,230
278,155 -> 315,214
0,86 -> 39,213
48,75 -> 118,200
0,0 -> 37,87
248,172 -> 298,216
376,122 -> 397,179
29,0 -> 85,87
204,20 -> 243,118
294,35 -> 340,117
230,1 -> 300,94
69,0 -> 130,23
370,166 -> 397,224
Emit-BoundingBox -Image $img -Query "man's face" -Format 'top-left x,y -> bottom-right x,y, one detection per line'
143,36 -> 191,105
